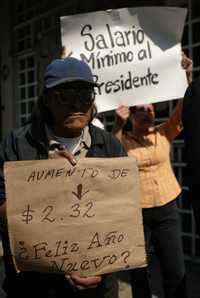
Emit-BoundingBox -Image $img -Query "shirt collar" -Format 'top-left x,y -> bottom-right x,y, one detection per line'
28,117 -> 104,150
45,124 -> 91,150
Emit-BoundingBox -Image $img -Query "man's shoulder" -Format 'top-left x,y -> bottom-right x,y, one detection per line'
11,123 -> 32,138
1,124 -> 32,146
89,124 -> 127,157
193,76 -> 200,85
186,76 -> 200,95
183,76 -> 200,119
90,123 -> 117,142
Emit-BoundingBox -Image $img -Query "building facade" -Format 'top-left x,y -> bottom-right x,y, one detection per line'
0,0 -> 200,262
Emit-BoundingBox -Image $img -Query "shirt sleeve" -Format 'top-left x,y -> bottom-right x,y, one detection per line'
160,99 -> 183,142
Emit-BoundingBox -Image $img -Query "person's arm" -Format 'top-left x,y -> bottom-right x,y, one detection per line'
0,137 -> 12,233
112,105 -> 130,143
182,52 -> 193,85
0,201 -> 6,233
163,53 -> 193,141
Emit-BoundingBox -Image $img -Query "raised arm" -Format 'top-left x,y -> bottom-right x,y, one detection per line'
112,105 -> 130,142
163,53 -> 193,141
182,52 -> 193,85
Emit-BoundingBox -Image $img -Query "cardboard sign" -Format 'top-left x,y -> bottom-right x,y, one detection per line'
61,7 -> 188,112
5,157 -> 146,276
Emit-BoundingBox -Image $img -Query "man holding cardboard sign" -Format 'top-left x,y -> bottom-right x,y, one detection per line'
0,57 -> 145,298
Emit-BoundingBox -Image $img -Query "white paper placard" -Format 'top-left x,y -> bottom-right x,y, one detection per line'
61,7 -> 188,112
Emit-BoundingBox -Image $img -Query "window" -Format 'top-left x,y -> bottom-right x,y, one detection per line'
17,55 -> 37,125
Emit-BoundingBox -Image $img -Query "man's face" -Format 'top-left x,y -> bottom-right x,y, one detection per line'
46,82 -> 95,137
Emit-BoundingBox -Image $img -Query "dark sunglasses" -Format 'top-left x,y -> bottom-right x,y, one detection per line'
52,88 -> 95,105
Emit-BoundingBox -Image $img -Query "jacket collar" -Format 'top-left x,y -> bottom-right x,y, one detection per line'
28,117 -> 49,150
89,124 -> 105,147
28,117 -> 105,149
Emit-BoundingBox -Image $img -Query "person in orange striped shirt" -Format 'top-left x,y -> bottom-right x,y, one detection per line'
112,53 -> 193,298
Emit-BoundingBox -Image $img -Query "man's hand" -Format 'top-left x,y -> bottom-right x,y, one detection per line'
65,273 -> 102,290
49,146 -> 77,166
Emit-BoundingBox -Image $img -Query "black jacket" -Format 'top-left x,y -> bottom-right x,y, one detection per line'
0,119 -> 127,298
182,76 -> 200,176
182,76 -> 200,234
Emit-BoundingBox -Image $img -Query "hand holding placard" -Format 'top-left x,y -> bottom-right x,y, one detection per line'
5,157 -> 147,276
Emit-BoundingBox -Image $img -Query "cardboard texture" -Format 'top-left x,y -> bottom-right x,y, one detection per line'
5,157 -> 146,276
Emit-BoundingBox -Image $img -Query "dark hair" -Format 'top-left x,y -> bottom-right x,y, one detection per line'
123,104 -> 156,132
122,118 -> 132,132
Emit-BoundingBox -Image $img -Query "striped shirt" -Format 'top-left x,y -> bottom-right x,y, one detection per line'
122,101 -> 183,208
